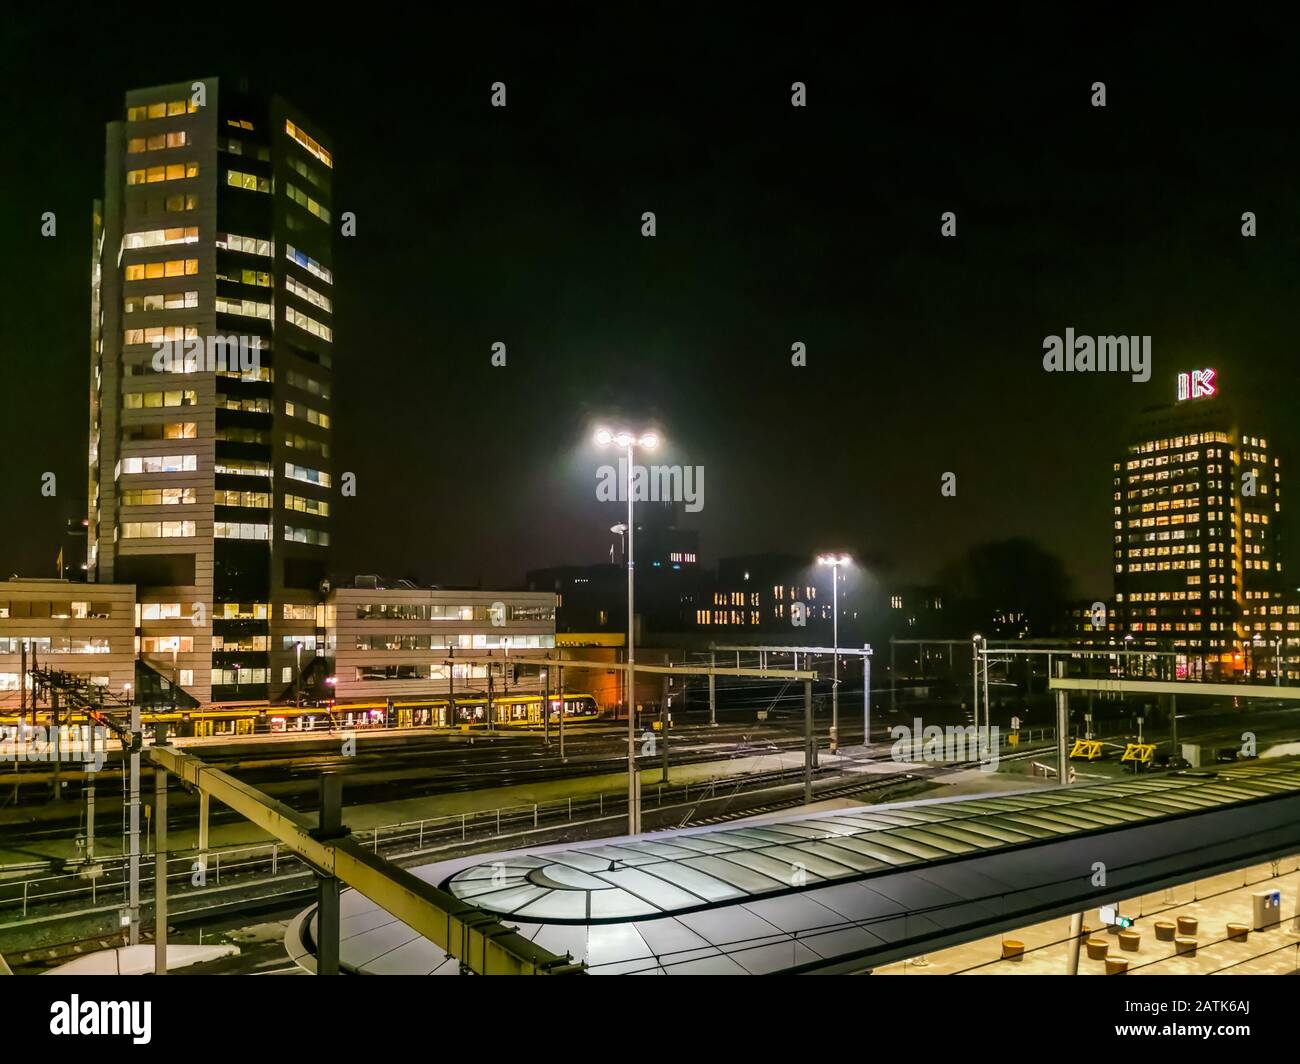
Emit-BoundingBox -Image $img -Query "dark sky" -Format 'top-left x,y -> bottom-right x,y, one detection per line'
3,6 -> 1299,599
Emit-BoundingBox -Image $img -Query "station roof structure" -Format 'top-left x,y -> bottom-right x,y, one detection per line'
302,758 -> 1300,974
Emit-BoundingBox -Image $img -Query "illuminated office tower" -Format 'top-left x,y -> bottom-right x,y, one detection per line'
1112,369 -> 1281,678
87,78 -> 336,706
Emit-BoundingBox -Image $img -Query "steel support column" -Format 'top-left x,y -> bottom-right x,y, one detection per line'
316,775 -> 342,976
803,679 -> 813,804
1055,660 -> 1069,784
154,752 -> 167,976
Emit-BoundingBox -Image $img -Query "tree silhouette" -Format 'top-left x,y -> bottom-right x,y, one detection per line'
935,538 -> 1072,638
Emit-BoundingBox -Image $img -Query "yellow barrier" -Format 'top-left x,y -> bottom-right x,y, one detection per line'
1069,739 -> 1104,761
1120,742 -> 1156,763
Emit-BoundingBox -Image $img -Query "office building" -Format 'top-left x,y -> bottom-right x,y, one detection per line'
0,579 -> 136,711
1113,368 -> 1282,677
87,78 -> 336,707
326,579 -> 557,715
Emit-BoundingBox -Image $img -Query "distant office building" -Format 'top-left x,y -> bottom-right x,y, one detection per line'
326,579 -> 557,716
1241,592 -> 1300,683
625,501 -> 704,633
1112,369 -> 1282,677
0,580 -> 136,711
693,554 -> 833,634
879,584 -> 948,640
1065,599 -> 1119,645
529,501 -> 704,640
632,501 -> 700,570
87,78 -> 336,707
526,564 -> 624,636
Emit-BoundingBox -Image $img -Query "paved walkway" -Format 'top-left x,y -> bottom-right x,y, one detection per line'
875,857 -> 1300,975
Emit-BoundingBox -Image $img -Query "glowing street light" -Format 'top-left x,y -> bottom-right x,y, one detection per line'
323,675 -> 338,731
816,553 -> 851,750
595,425 -> 660,834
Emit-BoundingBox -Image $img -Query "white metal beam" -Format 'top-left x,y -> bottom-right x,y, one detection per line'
708,643 -> 872,657
1049,677 -> 1300,700
506,655 -> 819,680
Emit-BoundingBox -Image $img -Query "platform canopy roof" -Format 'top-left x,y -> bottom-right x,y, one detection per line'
308,759 -> 1300,974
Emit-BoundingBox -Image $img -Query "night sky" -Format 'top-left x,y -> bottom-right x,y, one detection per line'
3,7 -> 1298,598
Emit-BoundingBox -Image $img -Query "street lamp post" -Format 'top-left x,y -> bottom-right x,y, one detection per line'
816,554 -> 851,750
595,426 -> 659,835
863,645 -> 872,750
295,642 -> 303,709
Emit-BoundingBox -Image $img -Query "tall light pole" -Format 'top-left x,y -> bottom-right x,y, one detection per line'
816,553 -> 850,751
595,426 -> 659,835
295,641 -> 303,709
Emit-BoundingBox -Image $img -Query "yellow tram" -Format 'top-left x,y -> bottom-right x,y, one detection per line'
38,692 -> 603,738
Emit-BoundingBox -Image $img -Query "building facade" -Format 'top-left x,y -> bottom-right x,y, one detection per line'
692,554 -> 834,634
327,581 -> 557,709
1241,593 -> 1300,683
87,78 -> 336,707
0,580 -> 136,711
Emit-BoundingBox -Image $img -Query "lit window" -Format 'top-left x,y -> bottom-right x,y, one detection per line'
126,162 -> 199,184
125,258 -> 198,281
226,169 -> 271,193
286,305 -> 332,341
286,244 -> 333,284
285,119 -> 333,168
216,233 -> 272,256
123,226 -> 199,250
285,274 -> 332,312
